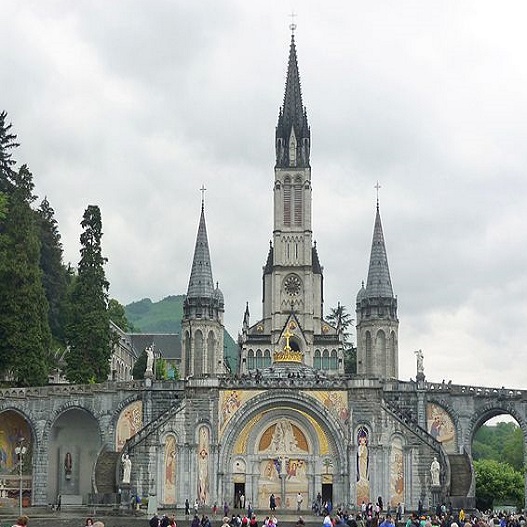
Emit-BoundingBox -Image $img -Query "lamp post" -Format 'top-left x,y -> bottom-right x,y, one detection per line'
14,440 -> 27,517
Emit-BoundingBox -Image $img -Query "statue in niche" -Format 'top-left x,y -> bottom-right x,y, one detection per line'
64,452 -> 73,480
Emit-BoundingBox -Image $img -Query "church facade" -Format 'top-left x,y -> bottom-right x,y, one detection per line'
3,31 -> 527,514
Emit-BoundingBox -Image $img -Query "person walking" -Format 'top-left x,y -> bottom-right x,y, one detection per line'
297,492 -> 303,512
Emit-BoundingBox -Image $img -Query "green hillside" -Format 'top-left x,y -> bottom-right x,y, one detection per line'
125,295 -> 184,333
125,295 -> 239,372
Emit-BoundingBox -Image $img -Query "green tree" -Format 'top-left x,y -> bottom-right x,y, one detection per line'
132,349 -> 172,380
0,165 -> 52,386
0,192 -> 7,220
65,205 -> 112,383
132,349 -> 147,380
327,303 -> 356,374
36,197 -> 70,347
108,298 -> 134,331
0,111 -> 19,187
473,422 -> 524,472
474,459 -> 523,510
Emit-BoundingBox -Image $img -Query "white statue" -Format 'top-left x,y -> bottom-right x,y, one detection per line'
415,349 -> 424,374
145,346 -> 154,375
122,454 -> 132,484
430,456 -> 440,486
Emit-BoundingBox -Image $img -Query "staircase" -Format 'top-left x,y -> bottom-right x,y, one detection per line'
94,451 -> 120,494
448,452 -> 473,503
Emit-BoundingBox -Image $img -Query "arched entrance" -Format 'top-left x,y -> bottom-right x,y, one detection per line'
47,407 -> 101,505
219,390 -> 349,511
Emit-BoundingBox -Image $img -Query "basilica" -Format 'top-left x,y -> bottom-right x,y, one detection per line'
2,29 -> 525,514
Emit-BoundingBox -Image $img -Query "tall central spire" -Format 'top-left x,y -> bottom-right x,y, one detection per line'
275,33 -> 310,168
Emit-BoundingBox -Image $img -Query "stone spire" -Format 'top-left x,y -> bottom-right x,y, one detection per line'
186,200 -> 214,300
275,33 -> 310,168
182,195 -> 224,378
356,198 -> 398,379
364,203 -> 394,299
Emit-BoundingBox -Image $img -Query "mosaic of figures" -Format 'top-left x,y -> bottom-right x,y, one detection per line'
197,426 -> 210,505
307,391 -> 350,426
164,435 -> 176,505
219,390 -> 261,436
426,403 -> 456,453
115,400 -> 143,451
0,411 -> 32,474
257,418 -> 309,509
389,436 -> 404,508
356,426 -> 370,505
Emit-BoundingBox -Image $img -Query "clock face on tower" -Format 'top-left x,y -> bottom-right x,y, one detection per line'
283,274 -> 302,296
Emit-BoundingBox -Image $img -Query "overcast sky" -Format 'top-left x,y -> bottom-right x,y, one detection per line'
3,0 -> 527,390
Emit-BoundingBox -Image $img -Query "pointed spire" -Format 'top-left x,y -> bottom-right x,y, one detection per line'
187,199 -> 214,299
365,202 -> 394,298
275,32 -> 310,168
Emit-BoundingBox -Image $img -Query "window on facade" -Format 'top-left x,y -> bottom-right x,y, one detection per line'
330,349 -> 338,370
294,183 -> 302,225
366,331 -> 372,373
322,349 -> 330,370
248,350 -> 255,370
207,331 -> 215,373
185,331 -> 191,376
264,349 -> 271,367
284,183 -> 291,226
194,330 -> 204,376
314,349 -> 321,370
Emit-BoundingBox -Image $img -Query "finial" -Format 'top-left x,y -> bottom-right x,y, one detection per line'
374,181 -> 381,210
289,11 -> 297,34
200,184 -> 207,209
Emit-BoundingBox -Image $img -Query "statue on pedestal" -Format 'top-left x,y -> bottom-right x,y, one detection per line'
430,456 -> 440,486
415,349 -> 424,376
145,346 -> 154,377
122,454 -> 132,485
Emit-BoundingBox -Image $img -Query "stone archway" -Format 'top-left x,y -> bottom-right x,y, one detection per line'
48,407 -> 101,505
219,390 -> 349,510
0,410 -> 34,507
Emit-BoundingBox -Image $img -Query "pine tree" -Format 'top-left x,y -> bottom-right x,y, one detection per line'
0,165 -> 52,386
65,205 -> 111,383
327,303 -> 357,374
0,111 -> 19,190
37,197 -> 70,347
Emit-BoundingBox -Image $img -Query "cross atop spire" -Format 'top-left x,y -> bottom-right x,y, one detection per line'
289,11 -> 297,33
200,184 -> 207,209
374,181 -> 381,210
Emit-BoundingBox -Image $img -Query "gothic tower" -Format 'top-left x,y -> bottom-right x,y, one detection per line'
355,200 -> 399,378
240,31 -> 343,374
181,198 -> 225,378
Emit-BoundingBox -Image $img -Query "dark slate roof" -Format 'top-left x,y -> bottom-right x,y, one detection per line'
312,245 -> 322,274
129,333 -> 181,360
275,34 -> 310,168
264,245 -> 274,274
365,204 -> 394,298
187,202 -> 215,299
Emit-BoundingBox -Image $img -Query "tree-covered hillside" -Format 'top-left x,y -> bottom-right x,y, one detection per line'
125,295 -> 185,333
